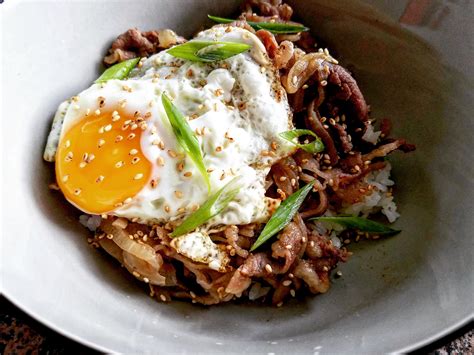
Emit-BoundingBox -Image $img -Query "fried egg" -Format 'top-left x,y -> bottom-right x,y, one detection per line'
50,26 -> 293,230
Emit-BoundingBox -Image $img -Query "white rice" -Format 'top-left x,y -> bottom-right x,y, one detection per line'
362,122 -> 381,144
341,162 -> 399,222
79,214 -> 102,231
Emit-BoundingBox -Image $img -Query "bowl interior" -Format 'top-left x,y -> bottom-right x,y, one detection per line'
1,0 -> 473,353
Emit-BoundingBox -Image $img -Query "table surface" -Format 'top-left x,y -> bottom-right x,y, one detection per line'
0,296 -> 472,354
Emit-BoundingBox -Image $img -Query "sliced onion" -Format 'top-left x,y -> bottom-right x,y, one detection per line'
284,52 -> 326,93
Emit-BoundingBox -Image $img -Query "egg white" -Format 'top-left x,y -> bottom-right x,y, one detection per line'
50,26 -> 294,228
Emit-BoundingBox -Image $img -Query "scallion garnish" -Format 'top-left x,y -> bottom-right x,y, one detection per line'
310,216 -> 401,235
171,177 -> 242,237
167,41 -> 250,62
208,15 -> 309,34
279,129 -> 324,154
161,93 -> 210,192
95,58 -> 140,83
250,181 -> 315,251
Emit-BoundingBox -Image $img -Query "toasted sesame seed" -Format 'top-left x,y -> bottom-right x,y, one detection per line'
265,264 -> 273,273
167,150 -> 177,158
290,289 -> 296,297
285,244 -> 292,250
164,205 -> 170,213
85,108 -> 91,116
106,234 -> 114,240
74,188 -> 81,195
157,157 -> 165,166
132,271 -> 140,278
131,157 -> 140,164
130,123 -> 138,130
220,171 -> 226,180
104,124 -> 112,132
143,277 -> 150,283
174,191 -> 183,199
98,139 -> 105,148
79,162 -> 87,169
215,146 -> 222,152
183,171 -> 192,177
65,140 -> 71,148
277,302 -> 283,307
115,135 -> 123,142
62,175 -> 69,182
129,149 -> 138,156
291,178 -> 297,187
279,176 -> 287,182
115,161 -> 124,168
336,270 -> 343,277
96,175 -> 104,183
207,168 -> 215,173
321,80 -> 328,86
124,197 -> 132,204
134,173 -> 143,180
160,294 -> 167,302
150,178 -> 159,188
282,280 -> 292,287
94,109 -> 101,116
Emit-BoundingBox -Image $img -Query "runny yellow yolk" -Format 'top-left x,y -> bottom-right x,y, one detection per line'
56,109 -> 152,214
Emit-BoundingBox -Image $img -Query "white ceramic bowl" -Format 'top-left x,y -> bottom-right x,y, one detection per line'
1,0 -> 473,353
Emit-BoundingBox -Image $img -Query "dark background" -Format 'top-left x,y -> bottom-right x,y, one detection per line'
0,296 -> 471,354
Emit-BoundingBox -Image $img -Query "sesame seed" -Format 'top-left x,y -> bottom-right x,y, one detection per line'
285,244 -> 292,250
96,175 -> 104,183
291,178 -> 297,186
150,178 -> 159,188
65,140 -> 71,148
321,80 -> 328,86
131,157 -> 140,164
62,175 -> 69,182
290,289 -> 296,297
115,161 -> 124,168
106,234 -> 114,239
207,168 -> 215,173
160,294 -> 167,302
130,123 -> 138,130
215,146 -> 222,152
94,109 -> 101,116
277,302 -> 283,307
115,135 -> 123,142
132,271 -> 140,278
279,176 -> 287,182
220,171 -> 226,180
164,205 -> 170,213
104,124 -> 112,132
288,273 -> 294,278
124,197 -> 132,204
167,150 -> 177,158
265,264 -> 273,273
157,157 -> 165,166
328,178 -> 334,186
183,171 -> 192,177
143,277 -> 150,283
114,202 -> 123,207
336,270 -> 343,277
79,162 -> 87,168
282,280 -> 292,287
85,108 -> 91,116
174,191 -> 183,199
129,149 -> 138,155
74,188 -> 81,195
134,173 -> 144,180
97,139 -> 105,148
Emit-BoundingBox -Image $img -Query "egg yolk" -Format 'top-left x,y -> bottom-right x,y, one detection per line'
56,109 -> 152,214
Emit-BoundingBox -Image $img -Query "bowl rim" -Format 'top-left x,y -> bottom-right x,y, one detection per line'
4,288 -> 473,353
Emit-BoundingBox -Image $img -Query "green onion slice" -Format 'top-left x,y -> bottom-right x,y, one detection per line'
250,180 -> 315,251
167,41 -> 250,62
95,58 -> 140,83
171,177 -> 242,237
161,93 -> 210,192
279,129 -> 325,154
310,216 -> 401,235
208,15 -> 309,34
